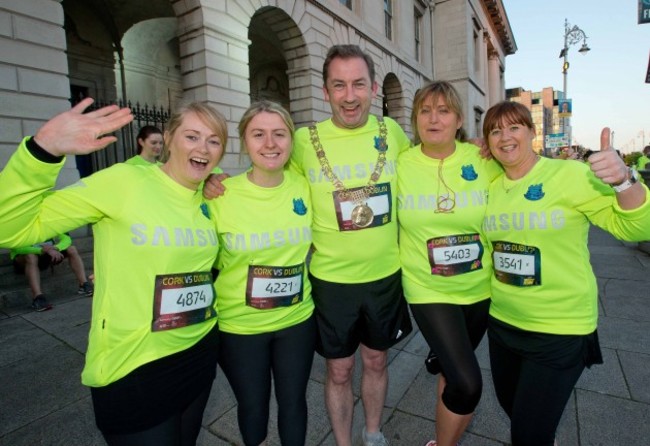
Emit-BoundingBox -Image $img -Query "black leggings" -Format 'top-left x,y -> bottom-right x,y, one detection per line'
410,299 -> 490,415
103,386 -> 211,446
488,324 -> 587,446
218,315 -> 316,446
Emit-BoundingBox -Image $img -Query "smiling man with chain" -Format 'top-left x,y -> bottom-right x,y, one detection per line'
291,44 -> 412,446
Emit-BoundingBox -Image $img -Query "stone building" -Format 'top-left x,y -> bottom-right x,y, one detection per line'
0,0 -> 515,181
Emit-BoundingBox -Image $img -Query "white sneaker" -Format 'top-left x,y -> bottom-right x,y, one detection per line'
362,427 -> 389,446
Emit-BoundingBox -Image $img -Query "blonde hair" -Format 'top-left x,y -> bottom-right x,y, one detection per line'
160,102 -> 228,163
238,100 -> 294,156
411,81 -> 467,145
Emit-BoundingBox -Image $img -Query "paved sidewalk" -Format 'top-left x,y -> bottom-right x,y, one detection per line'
1,227 -> 649,445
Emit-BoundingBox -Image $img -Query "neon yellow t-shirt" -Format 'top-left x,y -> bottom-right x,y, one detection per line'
125,154 -> 156,166
209,170 -> 314,335
483,157 -> 650,335
0,138 -> 220,387
291,115 -> 411,283
636,155 -> 650,171
398,142 -> 502,304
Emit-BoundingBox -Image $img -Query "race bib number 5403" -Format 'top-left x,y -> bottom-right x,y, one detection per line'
427,233 -> 483,276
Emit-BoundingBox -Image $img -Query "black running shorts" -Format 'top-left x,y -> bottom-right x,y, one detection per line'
309,269 -> 412,358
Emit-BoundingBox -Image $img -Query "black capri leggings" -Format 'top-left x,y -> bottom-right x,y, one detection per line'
410,299 -> 490,415
218,315 -> 316,446
488,317 -> 595,446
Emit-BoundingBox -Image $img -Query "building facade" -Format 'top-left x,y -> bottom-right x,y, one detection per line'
507,86 -> 565,155
0,0 -> 515,181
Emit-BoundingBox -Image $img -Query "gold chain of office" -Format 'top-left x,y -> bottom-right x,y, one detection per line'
308,116 -> 388,204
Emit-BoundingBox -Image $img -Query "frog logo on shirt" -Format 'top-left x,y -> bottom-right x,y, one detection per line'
200,203 -> 210,219
461,164 -> 478,181
524,184 -> 545,201
293,198 -> 307,216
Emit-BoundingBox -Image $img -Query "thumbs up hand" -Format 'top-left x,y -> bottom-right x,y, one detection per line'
587,127 -> 629,185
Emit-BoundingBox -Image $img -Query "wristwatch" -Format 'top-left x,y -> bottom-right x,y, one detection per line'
612,168 -> 639,193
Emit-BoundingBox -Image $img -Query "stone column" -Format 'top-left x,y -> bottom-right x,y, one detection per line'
488,51 -> 502,106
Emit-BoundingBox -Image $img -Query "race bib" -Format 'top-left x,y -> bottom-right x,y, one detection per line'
152,271 -> 216,331
427,233 -> 483,276
333,182 -> 392,231
246,263 -> 304,309
492,241 -> 541,286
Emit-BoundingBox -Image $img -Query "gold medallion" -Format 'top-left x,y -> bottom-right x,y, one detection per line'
351,204 -> 374,228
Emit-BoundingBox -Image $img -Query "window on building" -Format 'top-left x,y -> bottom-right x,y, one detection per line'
474,107 -> 484,136
472,18 -> 482,73
414,8 -> 422,62
339,0 -> 352,9
384,0 -> 393,40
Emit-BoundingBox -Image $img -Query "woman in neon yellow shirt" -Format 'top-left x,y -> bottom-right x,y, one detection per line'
0,99 -> 227,446
398,81 -> 501,446
483,101 -> 650,446
125,125 -> 163,165
209,101 -> 315,446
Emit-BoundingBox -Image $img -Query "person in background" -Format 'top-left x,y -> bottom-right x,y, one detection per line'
482,101 -> 650,446
210,100 -> 315,446
125,125 -> 163,165
290,44 -> 413,446
12,233 -> 93,311
0,98 -> 227,446
636,145 -> 650,171
397,81 -> 501,446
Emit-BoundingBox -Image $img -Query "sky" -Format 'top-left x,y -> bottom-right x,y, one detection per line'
501,0 -> 650,153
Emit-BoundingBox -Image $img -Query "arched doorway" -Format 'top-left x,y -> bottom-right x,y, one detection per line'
382,73 -> 405,125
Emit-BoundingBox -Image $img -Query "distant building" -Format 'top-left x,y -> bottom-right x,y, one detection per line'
507,86 -> 565,155
0,0 -> 515,180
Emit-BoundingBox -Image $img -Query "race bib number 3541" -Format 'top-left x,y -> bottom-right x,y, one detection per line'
492,241 -> 541,286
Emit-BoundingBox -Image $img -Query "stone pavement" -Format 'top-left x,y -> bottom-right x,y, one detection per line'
1,226 -> 649,446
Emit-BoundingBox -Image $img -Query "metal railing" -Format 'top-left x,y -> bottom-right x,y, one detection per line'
74,99 -> 171,176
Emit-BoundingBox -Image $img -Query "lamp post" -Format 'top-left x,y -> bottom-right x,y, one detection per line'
560,18 -> 590,150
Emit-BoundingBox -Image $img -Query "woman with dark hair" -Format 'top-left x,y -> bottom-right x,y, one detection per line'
126,125 -> 163,165
482,100 -> 650,445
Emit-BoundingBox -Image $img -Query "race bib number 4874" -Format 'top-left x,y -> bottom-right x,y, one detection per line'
152,271 -> 216,331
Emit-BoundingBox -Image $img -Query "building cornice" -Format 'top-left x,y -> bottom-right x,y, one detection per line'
482,0 -> 517,55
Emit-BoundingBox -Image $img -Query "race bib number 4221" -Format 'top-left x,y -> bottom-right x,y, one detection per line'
246,263 -> 304,309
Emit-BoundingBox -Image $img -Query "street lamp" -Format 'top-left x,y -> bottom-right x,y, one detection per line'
559,18 -> 590,150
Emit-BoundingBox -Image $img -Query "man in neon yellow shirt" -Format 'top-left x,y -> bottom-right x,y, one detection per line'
291,44 -> 412,446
